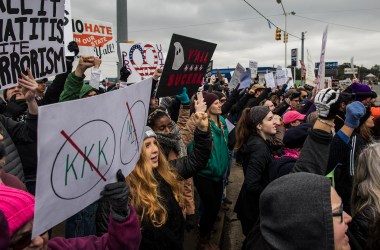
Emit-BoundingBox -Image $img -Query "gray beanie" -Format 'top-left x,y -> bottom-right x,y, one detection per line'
144,126 -> 157,140
259,172 -> 334,250
249,106 -> 270,127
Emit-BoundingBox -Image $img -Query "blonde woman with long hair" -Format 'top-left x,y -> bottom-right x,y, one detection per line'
97,113 -> 211,250
350,143 -> 380,249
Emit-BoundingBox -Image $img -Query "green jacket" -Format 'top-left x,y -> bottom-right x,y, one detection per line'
190,116 -> 229,182
59,72 -> 97,102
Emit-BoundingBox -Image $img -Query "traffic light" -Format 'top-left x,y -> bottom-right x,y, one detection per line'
275,28 -> 281,41
283,32 -> 288,43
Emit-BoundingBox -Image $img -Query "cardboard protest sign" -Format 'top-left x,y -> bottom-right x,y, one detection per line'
229,63 -> 245,89
350,57 -> 357,78
0,0 -> 66,89
33,79 -> 152,238
72,18 -> 117,62
265,72 -> 276,88
306,49 -> 316,87
63,0 -> 74,56
156,34 -> 217,97
249,60 -> 258,79
276,68 -> 287,86
239,69 -> 251,90
286,68 -> 295,88
119,43 -> 165,84
316,26 -> 328,90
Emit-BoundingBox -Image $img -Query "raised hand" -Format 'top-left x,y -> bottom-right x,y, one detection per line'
18,69 -> 39,102
194,112 -> 209,132
314,88 -> 339,119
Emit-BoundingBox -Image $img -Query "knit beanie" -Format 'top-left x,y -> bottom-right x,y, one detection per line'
202,91 -> 219,110
144,126 -> 157,141
351,82 -> 372,101
283,123 -> 312,148
0,184 -> 35,236
249,106 -> 270,128
260,173 -> 334,250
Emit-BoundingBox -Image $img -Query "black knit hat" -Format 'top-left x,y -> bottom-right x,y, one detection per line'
249,106 -> 270,128
202,91 -> 219,110
283,123 -> 312,149
359,107 -> 372,127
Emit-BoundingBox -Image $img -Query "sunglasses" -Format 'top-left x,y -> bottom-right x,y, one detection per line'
332,203 -> 344,223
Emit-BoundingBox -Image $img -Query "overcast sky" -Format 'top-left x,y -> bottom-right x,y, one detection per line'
71,0 -> 380,76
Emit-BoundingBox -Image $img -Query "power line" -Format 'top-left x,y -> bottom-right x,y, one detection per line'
129,14 -> 283,33
242,0 -> 301,39
294,15 -> 380,33
296,7 -> 380,15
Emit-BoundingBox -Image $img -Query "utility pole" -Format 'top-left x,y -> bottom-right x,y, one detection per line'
117,0 -> 128,79
301,31 -> 305,84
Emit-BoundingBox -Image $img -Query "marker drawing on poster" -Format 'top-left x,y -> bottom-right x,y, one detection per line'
265,72 -> 276,88
306,49 -> 316,87
72,18 -> 117,61
276,68 -> 287,86
119,43 -> 165,84
64,0 -> 74,56
33,79 -> 152,238
0,0 -> 66,88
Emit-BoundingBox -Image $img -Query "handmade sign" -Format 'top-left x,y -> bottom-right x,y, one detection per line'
265,72 -> 276,88
286,68 -> 295,88
239,69 -> 252,90
316,26 -> 328,90
229,63 -> 245,89
306,49 -> 316,87
33,79 -> 152,238
249,60 -> 258,79
72,18 -> 117,61
0,0 -> 66,88
156,34 -> 217,97
276,68 -> 287,86
119,43 -> 165,84
63,0 -> 74,56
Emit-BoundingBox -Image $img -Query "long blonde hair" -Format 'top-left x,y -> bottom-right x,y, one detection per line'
352,143 -> 380,219
126,140 -> 183,227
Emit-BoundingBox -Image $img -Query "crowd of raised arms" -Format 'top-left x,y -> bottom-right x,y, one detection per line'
0,41 -> 379,250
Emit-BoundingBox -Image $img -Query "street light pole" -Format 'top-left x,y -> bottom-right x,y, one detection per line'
117,0 -> 128,78
285,12 -> 287,68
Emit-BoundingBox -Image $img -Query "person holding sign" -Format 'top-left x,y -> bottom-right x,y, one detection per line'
0,172 -> 141,250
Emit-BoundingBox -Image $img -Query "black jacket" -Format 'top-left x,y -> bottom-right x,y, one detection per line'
96,128 -> 212,244
234,134 -> 273,235
268,156 -> 296,182
350,207 -> 371,250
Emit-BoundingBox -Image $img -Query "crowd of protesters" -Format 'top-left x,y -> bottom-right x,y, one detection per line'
0,40 -> 379,250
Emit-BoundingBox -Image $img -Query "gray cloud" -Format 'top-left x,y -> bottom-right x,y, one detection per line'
71,0 -> 380,76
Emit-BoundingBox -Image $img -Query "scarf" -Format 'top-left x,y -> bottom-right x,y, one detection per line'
155,121 -> 187,159
274,148 -> 300,159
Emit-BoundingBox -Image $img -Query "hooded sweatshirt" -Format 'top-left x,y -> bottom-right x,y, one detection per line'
246,172 -> 334,250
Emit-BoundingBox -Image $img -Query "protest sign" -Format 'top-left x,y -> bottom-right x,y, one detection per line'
265,72 -> 276,88
64,0 -> 74,56
276,68 -> 287,86
119,43 -> 165,84
316,26 -> 328,90
33,79 -> 152,238
239,69 -> 251,90
350,57 -> 357,78
156,34 -> 217,97
249,60 -> 258,79
229,63 -> 245,89
0,0 -> 66,89
306,49 -> 316,87
286,68 -> 295,88
72,18 -> 117,61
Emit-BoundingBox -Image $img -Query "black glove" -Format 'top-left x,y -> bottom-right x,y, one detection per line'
120,66 -> 131,82
314,88 -> 340,119
100,169 -> 130,222
67,41 -> 79,56
4,95 -> 27,118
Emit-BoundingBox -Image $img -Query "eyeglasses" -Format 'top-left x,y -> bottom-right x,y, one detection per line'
332,203 -> 344,223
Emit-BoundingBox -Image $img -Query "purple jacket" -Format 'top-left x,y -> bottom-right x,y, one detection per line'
48,207 -> 141,250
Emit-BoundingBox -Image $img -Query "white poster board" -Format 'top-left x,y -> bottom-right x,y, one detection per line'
229,63 -> 245,89
265,72 -> 276,88
119,43 -> 165,83
276,68 -> 287,86
286,68 -> 295,88
64,0 -> 74,56
316,26 -> 328,90
306,49 -> 316,87
33,79 -> 152,238
350,57 -> 357,78
0,0 -> 66,88
249,60 -> 258,79
72,18 -> 118,62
